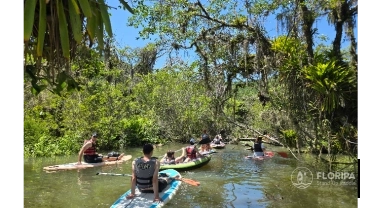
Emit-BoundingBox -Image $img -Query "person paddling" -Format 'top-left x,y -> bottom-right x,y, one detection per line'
184,138 -> 204,163
253,136 -> 266,157
160,148 -> 186,164
212,134 -> 224,145
77,132 -> 125,164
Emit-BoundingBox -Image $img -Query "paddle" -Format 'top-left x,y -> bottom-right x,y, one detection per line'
96,172 -> 200,186
275,151 -> 288,158
200,150 -> 217,155
96,172 -> 132,176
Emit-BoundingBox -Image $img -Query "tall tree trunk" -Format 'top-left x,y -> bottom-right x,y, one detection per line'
333,18 -> 344,61
299,0 -> 315,64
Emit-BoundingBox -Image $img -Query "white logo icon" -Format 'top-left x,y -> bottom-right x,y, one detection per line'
291,167 -> 313,189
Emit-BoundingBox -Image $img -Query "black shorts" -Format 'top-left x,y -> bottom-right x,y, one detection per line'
107,152 -> 120,157
83,155 -> 103,163
140,178 -> 168,193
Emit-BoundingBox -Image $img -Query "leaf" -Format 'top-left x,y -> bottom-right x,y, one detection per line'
78,0 -> 92,17
69,0 -> 81,14
119,0 -> 135,14
98,0 -> 113,37
87,7 -> 97,42
24,0 -> 38,42
69,0 -> 83,42
57,0 -> 70,59
37,0 -> 47,56
95,7 -> 104,51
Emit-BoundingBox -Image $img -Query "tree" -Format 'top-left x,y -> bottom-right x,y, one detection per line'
24,0 -> 134,95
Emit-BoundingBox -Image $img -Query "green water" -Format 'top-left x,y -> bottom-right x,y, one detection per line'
24,143 -> 358,208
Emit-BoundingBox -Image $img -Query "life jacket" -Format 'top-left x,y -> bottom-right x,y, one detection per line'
214,138 -> 221,144
134,157 -> 157,189
253,142 -> 263,152
162,156 -> 176,165
186,145 -> 197,159
201,133 -> 209,140
83,139 -> 97,155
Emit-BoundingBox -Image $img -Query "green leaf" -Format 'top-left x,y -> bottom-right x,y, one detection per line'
119,0 -> 135,14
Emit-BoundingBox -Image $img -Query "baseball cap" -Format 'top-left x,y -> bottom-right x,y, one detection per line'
92,132 -> 98,137
190,138 -> 196,144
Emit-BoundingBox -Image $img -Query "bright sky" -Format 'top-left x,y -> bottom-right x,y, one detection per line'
108,1 -> 358,68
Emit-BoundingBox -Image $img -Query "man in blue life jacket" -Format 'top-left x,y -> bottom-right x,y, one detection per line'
126,143 -> 174,203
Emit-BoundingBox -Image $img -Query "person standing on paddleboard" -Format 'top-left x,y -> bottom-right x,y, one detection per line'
77,132 -> 125,164
127,143 -> 174,202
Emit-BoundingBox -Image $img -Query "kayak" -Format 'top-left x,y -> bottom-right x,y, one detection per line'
210,143 -> 226,149
160,155 -> 212,171
43,155 -> 132,172
110,169 -> 182,208
245,151 -> 274,160
199,149 -> 217,155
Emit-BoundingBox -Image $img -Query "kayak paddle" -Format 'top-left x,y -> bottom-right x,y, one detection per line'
96,172 -> 132,176
96,172 -> 200,186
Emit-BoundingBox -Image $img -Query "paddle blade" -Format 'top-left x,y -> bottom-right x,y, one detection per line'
276,152 -> 288,158
181,178 -> 200,186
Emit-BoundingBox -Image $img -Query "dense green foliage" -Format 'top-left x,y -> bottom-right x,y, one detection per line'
24,0 -> 357,165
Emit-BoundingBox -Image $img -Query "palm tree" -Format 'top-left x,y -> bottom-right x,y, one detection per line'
24,0 -> 134,95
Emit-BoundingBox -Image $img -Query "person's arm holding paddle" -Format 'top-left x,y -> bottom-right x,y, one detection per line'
261,142 -> 266,155
152,159 -> 161,202
175,147 -> 186,163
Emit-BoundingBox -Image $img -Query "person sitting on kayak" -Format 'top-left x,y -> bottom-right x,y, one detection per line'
184,138 -> 204,163
77,132 -> 125,164
201,129 -> 210,141
200,130 -> 212,150
126,143 -> 174,203
199,143 -> 212,153
253,136 -> 266,157
160,148 -> 186,164
212,134 -> 223,145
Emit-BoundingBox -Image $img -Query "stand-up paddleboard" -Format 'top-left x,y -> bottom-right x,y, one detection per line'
111,169 -> 182,208
245,151 -> 274,160
43,155 -> 132,171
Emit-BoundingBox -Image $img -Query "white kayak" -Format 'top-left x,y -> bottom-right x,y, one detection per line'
110,169 -> 182,208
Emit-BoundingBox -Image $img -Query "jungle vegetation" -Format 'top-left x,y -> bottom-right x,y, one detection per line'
24,0 -> 357,166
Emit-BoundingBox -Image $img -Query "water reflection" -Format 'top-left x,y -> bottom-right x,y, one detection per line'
24,144 -> 357,208
77,171 -> 91,196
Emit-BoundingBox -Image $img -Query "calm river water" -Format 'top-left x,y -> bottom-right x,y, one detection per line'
24,143 -> 358,208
